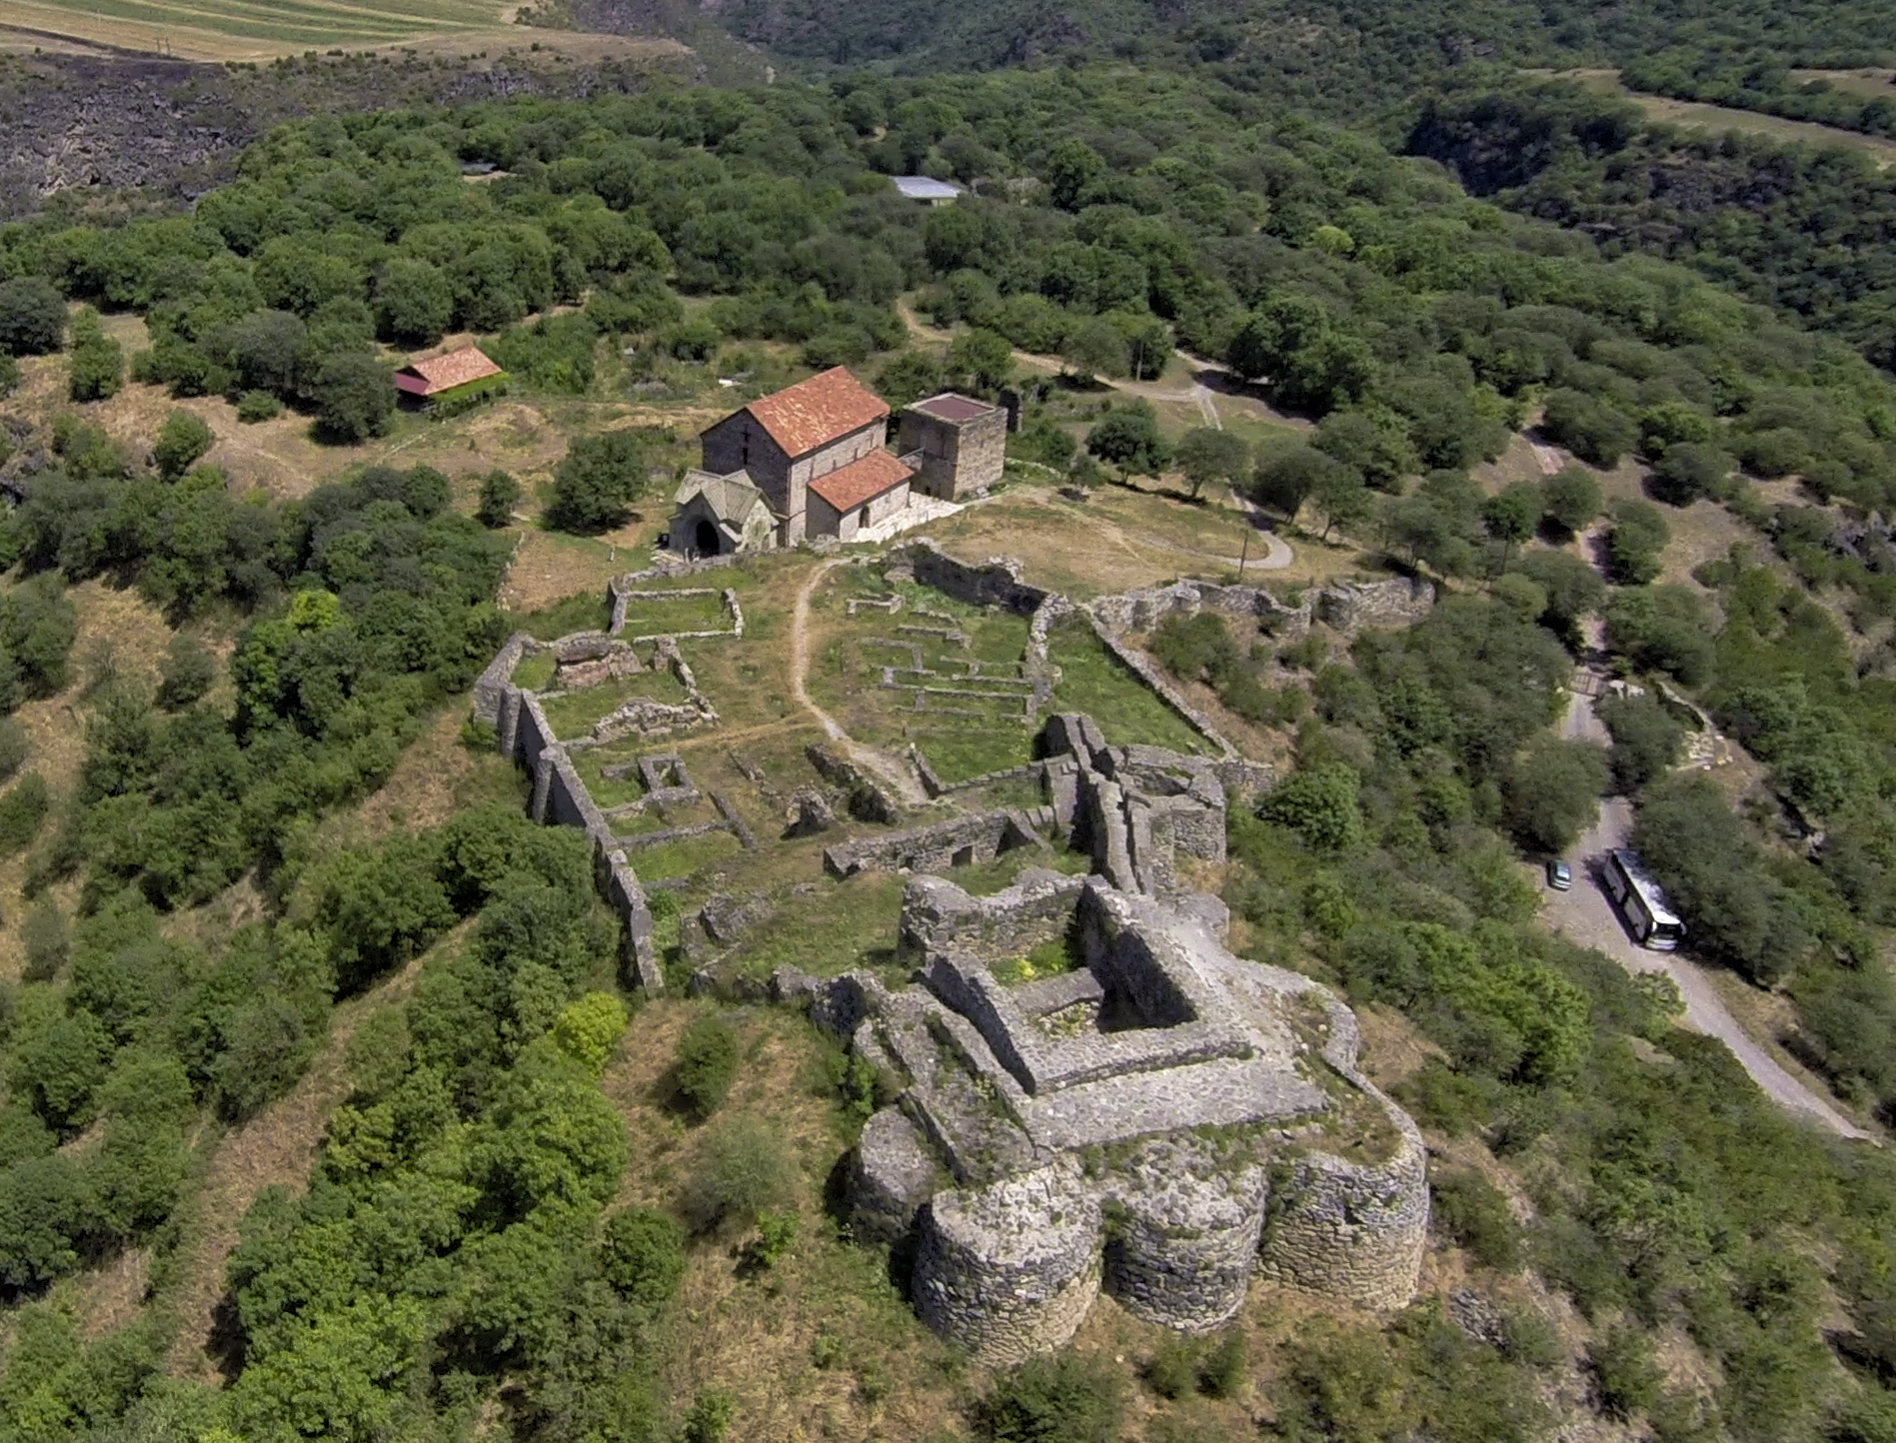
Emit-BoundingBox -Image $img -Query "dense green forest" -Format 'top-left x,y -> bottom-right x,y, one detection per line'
9,33 -> 1896,1443
666,0 -> 1896,105
1622,54 -> 1896,140
1408,81 -> 1896,371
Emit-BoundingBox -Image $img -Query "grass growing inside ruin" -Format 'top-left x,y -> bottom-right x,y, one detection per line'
1048,618 -> 1211,756
992,934 -> 1083,985
612,795 -> 725,838
616,590 -> 733,638
511,650 -> 557,691
720,874 -> 908,983
625,829 -> 744,882
510,590 -> 614,642
539,670 -> 689,738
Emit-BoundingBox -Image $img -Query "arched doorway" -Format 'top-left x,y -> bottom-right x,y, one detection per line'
694,518 -> 720,556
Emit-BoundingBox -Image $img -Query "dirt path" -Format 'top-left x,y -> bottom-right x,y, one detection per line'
788,559 -> 929,806
1547,693 -> 1873,1141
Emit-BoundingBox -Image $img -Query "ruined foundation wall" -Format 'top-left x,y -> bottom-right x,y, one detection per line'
893,539 -> 1052,615
896,870 -> 1088,966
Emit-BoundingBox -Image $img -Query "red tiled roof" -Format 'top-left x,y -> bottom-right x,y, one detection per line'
808,449 -> 913,514
910,392 -> 995,423
746,367 -> 889,457
398,346 -> 503,395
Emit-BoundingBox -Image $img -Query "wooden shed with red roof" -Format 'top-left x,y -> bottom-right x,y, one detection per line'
395,346 -> 505,406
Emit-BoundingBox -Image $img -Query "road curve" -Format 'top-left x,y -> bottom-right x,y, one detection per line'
1550,694 -> 1874,1141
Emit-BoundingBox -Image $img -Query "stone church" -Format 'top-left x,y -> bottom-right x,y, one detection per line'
667,367 -> 1006,557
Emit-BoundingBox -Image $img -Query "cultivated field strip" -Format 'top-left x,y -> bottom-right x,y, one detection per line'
8,0 -> 503,53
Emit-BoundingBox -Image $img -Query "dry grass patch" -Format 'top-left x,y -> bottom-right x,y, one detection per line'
73,1247 -> 152,1340
1536,68 -> 1896,167
165,926 -> 458,1378
500,525 -> 650,614
604,1000 -> 960,1443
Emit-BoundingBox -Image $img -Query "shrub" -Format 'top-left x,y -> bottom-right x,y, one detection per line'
979,1350 -> 1128,1443
673,1014 -> 740,1119
1144,1337 -> 1199,1400
0,276 -> 67,356
1431,1169 -> 1521,1270
236,391 -> 282,423
681,1390 -> 735,1443
0,717 -> 27,780
1596,692 -> 1685,793
0,773 -> 51,856
21,897 -> 68,981
69,309 -> 124,403
546,430 -> 652,533
1500,1306 -> 1564,1370
153,411 -> 215,480
157,635 -> 219,711
310,351 -> 393,443
1605,498 -> 1671,584
681,1116 -> 797,1234
1198,1331 -> 1247,1399
1589,1326 -> 1663,1421
477,468 -> 522,528
601,1206 -> 687,1312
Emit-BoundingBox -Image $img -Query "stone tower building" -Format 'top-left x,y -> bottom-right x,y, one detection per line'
898,392 -> 1006,501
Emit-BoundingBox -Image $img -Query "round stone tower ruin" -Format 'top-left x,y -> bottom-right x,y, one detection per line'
813,870 -> 1429,1365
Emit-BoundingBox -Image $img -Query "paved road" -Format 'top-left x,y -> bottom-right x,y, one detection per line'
1549,693 -> 1874,1141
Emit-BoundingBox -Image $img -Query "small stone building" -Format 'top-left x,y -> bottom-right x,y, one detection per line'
898,392 -> 1006,501
670,368 -> 999,555
666,472 -> 776,557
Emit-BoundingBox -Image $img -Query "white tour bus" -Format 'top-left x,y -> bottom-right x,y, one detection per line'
1603,848 -> 1684,952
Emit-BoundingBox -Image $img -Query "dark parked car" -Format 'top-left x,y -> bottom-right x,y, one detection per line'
1546,858 -> 1573,891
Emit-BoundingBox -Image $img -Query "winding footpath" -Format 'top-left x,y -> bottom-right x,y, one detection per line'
788,559 -> 930,806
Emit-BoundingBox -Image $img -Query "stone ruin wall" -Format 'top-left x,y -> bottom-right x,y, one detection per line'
1090,576 -> 1437,644
1254,997 -> 1430,1310
827,873 -> 1431,1365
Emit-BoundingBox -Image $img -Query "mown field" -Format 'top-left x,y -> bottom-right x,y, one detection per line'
1,0 -> 512,60
1536,67 -> 1896,166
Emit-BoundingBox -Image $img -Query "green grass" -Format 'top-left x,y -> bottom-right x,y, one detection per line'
512,651 -> 557,692
1048,618 -> 1211,756
719,874 -> 908,983
908,727 -> 1034,783
510,590 -> 613,642
616,591 -> 732,637
628,830 -> 743,882
540,671 -> 687,738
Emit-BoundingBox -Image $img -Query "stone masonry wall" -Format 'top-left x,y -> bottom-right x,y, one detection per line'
1253,997 -> 1430,1309
913,1162 -> 1103,1365
1090,576 -> 1436,645
896,869 -> 1088,967
892,539 -> 1052,615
